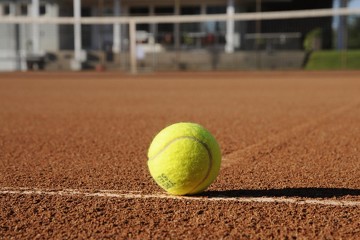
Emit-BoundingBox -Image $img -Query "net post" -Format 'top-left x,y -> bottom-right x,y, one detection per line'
31,0 -> 40,55
225,0 -> 235,53
73,0 -> 82,71
113,0 -> 121,53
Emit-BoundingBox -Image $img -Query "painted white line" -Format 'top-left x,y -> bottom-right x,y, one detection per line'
222,102 -> 360,168
0,188 -> 359,207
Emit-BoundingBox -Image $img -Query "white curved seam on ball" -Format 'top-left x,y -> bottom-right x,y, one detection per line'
187,139 -> 213,194
148,136 -> 208,162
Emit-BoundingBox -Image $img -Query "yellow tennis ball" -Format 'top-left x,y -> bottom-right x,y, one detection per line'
147,122 -> 221,196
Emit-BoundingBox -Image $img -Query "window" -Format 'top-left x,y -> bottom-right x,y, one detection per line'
3,4 -> 10,15
103,7 -> 113,16
20,4 -> 28,16
181,6 -> 200,15
155,6 -> 174,16
39,4 -> 46,15
129,7 -> 149,16
206,6 -> 226,14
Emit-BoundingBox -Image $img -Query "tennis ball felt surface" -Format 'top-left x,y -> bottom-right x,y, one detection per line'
147,122 -> 221,196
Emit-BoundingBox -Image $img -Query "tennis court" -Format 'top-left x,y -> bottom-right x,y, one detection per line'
1,71 -> 359,238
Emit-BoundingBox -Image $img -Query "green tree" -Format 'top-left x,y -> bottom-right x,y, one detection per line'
303,28 -> 322,51
348,17 -> 360,49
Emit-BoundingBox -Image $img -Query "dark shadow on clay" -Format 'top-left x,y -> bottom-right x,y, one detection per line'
200,188 -> 360,198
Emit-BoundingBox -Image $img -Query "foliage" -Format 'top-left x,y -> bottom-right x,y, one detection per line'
305,50 -> 360,70
303,28 -> 322,51
348,17 -> 360,49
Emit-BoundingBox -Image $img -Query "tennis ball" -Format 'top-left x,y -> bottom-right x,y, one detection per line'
147,122 -> 221,196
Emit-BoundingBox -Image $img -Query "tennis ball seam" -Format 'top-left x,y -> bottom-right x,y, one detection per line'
148,136 -> 213,194
185,137 -> 213,194
148,136 -> 208,161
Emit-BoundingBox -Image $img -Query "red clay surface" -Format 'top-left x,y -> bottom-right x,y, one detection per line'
0,71 -> 360,239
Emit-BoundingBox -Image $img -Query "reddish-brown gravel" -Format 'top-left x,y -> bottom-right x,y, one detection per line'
0,71 -> 360,239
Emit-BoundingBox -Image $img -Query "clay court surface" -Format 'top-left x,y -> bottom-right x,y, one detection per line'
0,71 -> 360,239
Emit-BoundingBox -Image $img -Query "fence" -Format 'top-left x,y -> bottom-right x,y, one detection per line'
0,7 -> 360,73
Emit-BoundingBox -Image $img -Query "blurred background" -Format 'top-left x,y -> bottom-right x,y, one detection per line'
0,0 -> 359,72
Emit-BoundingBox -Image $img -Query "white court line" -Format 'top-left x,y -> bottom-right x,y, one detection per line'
0,188 -> 359,207
222,101 -> 360,167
